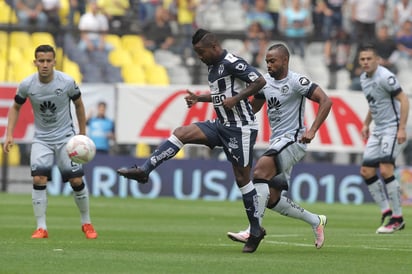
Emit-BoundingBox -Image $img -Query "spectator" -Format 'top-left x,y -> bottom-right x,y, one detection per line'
349,0 -> 385,44
243,21 -> 268,68
317,0 -> 345,41
42,0 -> 62,46
138,0 -> 161,25
393,0 -> 412,32
68,0 -> 86,27
374,23 -> 400,75
267,0 -> 284,36
77,1 -> 112,53
142,5 -> 176,52
171,0 -> 198,60
280,0 -> 312,58
396,18 -> 412,60
42,0 -> 60,26
97,0 -> 130,32
346,45 -> 363,91
324,27 -> 351,89
15,0 -> 48,28
246,0 -> 275,38
86,101 -> 115,154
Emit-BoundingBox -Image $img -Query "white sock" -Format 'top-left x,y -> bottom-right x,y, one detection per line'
270,196 -> 320,227
386,179 -> 402,217
73,186 -> 91,224
254,183 -> 270,226
367,180 -> 391,213
32,188 -> 47,230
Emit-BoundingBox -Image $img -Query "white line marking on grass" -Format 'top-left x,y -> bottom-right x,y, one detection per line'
264,240 -> 412,252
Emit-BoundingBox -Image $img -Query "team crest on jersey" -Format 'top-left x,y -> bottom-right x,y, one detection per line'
55,88 -> 64,96
248,72 -> 259,81
299,77 -> 310,86
218,64 -> 224,75
387,76 -> 396,86
281,85 -> 289,94
228,137 -> 239,149
235,62 -> 247,71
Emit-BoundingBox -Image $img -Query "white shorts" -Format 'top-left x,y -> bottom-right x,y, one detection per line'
31,140 -> 84,182
262,135 -> 306,183
362,126 -> 406,167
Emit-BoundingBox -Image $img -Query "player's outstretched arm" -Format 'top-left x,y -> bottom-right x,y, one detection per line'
185,90 -> 211,108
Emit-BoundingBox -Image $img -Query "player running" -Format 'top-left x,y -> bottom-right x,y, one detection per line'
227,43 -> 332,249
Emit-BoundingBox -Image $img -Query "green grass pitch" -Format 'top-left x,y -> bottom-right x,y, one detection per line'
1,193 -> 411,274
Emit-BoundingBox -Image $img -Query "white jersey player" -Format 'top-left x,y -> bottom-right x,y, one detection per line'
358,44 -> 409,234
227,43 -> 332,249
3,45 -> 98,239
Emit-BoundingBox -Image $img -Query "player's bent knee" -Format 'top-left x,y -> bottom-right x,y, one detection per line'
69,177 -> 83,187
33,175 -> 48,186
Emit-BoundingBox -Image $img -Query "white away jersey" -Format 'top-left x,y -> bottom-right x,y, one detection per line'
360,65 -> 402,132
15,70 -> 81,143
207,50 -> 262,128
256,70 -> 317,142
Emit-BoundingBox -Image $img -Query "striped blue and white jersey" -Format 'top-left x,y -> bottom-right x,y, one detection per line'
255,70 -> 317,143
360,65 -> 402,133
207,50 -> 262,128
15,70 -> 81,144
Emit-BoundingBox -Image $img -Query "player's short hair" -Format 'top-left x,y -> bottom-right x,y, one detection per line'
358,43 -> 378,55
192,28 -> 218,46
35,45 -> 55,58
268,43 -> 290,59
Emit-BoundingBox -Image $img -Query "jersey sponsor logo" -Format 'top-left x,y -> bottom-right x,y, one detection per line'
211,94 -> 226,106
248,71 -> 259,81
387,76 -> 396,86
235,62 -> 247,71
366,94 -> 376,105
299,77 -> 310,86
267,97 -> 281,110
40,101 -> 57,123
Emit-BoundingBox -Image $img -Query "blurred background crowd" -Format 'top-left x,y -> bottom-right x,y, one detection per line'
1,0 -> 411,88
1,0 -> 412,166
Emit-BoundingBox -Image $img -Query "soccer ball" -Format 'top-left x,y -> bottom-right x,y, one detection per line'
66,135 -> 96,164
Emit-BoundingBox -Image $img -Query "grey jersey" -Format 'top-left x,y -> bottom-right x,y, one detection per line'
15,70 -> 81,144
256,70 -> 317,142
360,65 -> 402,133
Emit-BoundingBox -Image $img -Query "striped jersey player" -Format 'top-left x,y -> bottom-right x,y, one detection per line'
117,28 -> 267,253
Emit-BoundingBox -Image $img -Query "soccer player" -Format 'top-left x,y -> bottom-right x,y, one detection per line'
357,44 -> 409,234
3,45 -> 98,239
117,28 -> 267,253
227,43 -> 332,249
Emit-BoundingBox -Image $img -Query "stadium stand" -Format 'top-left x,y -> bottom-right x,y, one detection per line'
144,64 -> 170,85
0,144 -> 21,166
121,63 -> 146,84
